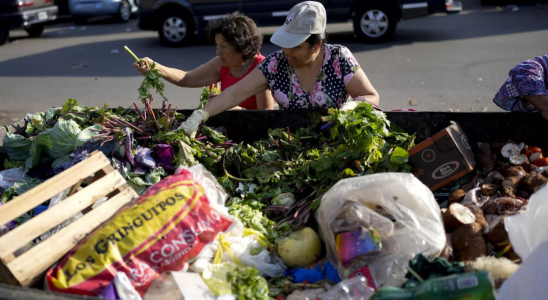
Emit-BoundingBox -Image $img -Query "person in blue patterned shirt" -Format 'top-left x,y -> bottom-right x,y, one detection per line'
493,53 -> 548,119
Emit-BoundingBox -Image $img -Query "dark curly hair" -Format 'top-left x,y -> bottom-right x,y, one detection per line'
206,12 -> 263,61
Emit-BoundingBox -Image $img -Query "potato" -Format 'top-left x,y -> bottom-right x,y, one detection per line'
277,227 -> 322,268
452,223 -> 488,262
522,163 -> 539,174
484,216 -> 508,247
448,189 -> 466,204
440,233 -> 454,261
501,166 -> 526,188
442,203 -> 476,232
523,173 -> 548,193
484,217 -> 521,261
466,204 -> 489,229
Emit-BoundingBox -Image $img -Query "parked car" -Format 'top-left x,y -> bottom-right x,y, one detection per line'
137,0 -> 462,47
68,0 -> 137,24
0,0 -> 58,45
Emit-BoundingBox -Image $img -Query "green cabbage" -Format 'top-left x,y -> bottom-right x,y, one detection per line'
3,133 -> 32,161
37,119 -> 81,158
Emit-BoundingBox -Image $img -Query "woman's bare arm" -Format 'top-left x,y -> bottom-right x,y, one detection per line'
135,57 -> 222,88
524,95 -> 548,119
255,89 -> 275,110
345,68 -> 380,106
203,68 -> 269,116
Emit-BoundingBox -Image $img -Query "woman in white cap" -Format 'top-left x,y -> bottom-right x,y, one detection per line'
180,1 -> 380,137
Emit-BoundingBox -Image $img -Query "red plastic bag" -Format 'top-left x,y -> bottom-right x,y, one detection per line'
46,168 -> 233,296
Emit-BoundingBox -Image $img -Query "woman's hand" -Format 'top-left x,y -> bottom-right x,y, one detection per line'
178,109 -> 209,138
133,57 -> 153,76
524,95 -> 548,120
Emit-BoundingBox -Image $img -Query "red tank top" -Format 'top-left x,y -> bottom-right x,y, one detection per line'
219,53 -> 265,110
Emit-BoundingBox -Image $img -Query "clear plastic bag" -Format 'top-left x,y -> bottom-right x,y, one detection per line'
315,173 -> 446,289
39,188 -> 83,242
287,288 -> 326,300
320,277 -> 374,300
0,167 -> 27,189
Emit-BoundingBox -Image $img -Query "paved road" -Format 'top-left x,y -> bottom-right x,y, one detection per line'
1,0 -> 548,125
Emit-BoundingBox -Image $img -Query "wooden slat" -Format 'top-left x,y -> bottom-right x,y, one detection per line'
9,188 -> 138,286
0,171 -> 126,260
103,165 -> 127,192
67,178 -> 85,197
0,153 -> 110,226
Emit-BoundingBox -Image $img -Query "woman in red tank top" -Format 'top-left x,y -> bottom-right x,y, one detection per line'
133,12 -> 275,110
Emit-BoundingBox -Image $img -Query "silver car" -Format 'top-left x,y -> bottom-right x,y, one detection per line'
68,0 -> 137,24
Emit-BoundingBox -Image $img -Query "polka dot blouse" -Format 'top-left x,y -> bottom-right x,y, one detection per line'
257,44 -> 360,110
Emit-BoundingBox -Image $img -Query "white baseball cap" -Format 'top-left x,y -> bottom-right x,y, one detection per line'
270,1 -> 327,48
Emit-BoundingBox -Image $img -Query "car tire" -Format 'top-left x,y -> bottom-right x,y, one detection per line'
353,1 -> 398,43
24,24 -> 45,37
158,9 -> 195,47
115,1 -> 131,23
73,16 -> 88,25
0,24 -> 8,46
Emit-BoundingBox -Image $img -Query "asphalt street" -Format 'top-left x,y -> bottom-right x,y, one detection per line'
1,0 -> 547,125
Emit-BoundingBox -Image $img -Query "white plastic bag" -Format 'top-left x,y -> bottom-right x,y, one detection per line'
505,184 -> 548,260
187,164 -> 227,207
114,272 -> 143,300
225,235 -> 286,277
191,220 -> 286,277
0,167 -> 27,189
315,173 -> 445,288
497,239 -> 548,300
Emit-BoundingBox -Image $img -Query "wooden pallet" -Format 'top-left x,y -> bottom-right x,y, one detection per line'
0,151 -> 138,287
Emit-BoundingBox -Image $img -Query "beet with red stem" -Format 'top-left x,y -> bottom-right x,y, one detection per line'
145,98 -> 161,132
287,127 -> 291,143
133,102 -> 155,133
169,106 -> 178,130
116,119 -> 147,135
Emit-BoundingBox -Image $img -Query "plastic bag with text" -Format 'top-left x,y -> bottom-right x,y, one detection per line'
46,164 -> 236,296
315,173 -> 445,289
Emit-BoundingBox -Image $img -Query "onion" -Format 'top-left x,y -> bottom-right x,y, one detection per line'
501,143 -> 520,159
530,152 -> 543,164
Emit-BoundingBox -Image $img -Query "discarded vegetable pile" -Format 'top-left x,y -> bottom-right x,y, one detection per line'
442,141 -> 548,264
2,96 -> 544,299
0,97 -> 417,295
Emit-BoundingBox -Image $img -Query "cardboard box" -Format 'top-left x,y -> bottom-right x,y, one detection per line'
408,121 -> 476,191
